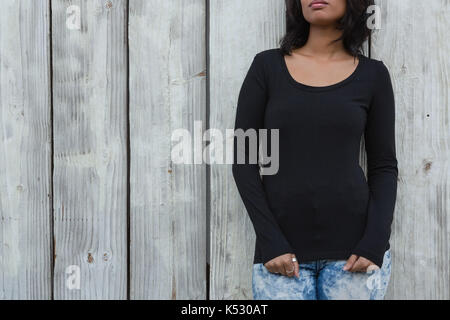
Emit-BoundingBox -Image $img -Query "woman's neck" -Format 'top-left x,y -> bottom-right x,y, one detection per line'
295,24 -> 347,59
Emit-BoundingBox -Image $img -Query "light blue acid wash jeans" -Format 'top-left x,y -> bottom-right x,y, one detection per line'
252,250 -> 391,300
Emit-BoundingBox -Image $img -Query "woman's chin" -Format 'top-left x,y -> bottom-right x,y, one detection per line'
308,18 -> 338,26
306,13 -> 340,26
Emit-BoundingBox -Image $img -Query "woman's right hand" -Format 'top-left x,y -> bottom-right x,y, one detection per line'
263,253 -> 299,278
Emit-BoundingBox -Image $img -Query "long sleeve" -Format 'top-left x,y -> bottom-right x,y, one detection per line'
353,61 -> 399,268
232,53 -> 294,264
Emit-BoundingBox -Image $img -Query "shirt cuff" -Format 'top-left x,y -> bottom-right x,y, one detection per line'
260,242 -> 294,265
352,247 -> 385,268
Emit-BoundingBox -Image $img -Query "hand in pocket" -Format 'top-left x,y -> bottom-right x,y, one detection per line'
264,253 -> 299,278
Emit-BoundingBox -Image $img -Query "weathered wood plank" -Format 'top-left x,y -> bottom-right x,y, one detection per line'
373,0 -> 449,300
129,0 -> 206,299
209,0 -> 287,300
52,0 -> 128,299
0,0 -> 52,300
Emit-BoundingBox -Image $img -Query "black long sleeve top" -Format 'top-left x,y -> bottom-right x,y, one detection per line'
232,48 -> 398,268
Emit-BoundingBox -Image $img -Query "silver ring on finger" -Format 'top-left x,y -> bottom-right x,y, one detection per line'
292,257 -> 297,263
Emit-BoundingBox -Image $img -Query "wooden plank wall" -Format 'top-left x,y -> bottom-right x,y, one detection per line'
128,0 -> 206,300
0,0 -> 52,300
373,0 -> 449,300
208,0 -> 287,300
52,0 -> 128,299
0,0 -> 448,300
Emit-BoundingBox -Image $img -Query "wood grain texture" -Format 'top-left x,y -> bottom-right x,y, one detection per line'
373,0 -> 449,300
52,0 -> 128,299
0,0 -> 52,300
0,0 -> 447,301
129,0 -> 206,299
209,0 -> 287,300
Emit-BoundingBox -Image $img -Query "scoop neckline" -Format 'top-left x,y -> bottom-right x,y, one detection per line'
278,48 -> 366,92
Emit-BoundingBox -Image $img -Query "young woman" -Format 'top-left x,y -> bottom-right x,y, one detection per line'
232,0 -> 398,300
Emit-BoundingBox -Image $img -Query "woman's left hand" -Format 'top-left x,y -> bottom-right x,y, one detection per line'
343,254 -> 379,272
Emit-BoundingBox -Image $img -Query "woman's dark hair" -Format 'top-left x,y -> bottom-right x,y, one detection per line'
280,0 -> 375,56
